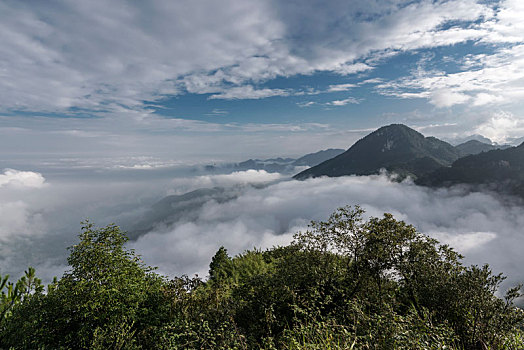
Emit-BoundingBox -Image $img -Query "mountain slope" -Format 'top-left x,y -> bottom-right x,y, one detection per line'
294,124 -> 460,180
417,143 -> 524,196
127,187 -> 239,239
456,140 -> 510,156
292,148 -> 345,166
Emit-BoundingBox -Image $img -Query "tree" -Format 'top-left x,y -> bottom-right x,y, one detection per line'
209,246 -> 231,281
0,267 -> 43,327
1,222 -> 169,349
290,206 -> 524,349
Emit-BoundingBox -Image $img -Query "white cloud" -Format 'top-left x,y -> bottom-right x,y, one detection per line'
327,97 -> 361,106
358,78 -> 384,85
474,111 -> 524,144
297,101 -> 316,108
429,90 -> 471,108
205,109 -> 229,116
0,201 -> 46,240
478,0 -> 524,44
0,0 -> 514,114
333,63 -> 373,75
377,44 -> 524,107
0,0 -> 285,113
169,170 -> 283,194
208,86 -> 291,100
2,164 -> 524,292
472,93 -> 505,106
129,174 -> 524,290
327,83 -> 356,92
375,1 -> 524,108
0,169 -> 46,188
431,231 -> 497,254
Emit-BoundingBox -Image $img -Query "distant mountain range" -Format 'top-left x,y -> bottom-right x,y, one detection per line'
456,140 -> 511,157
130,125 -> 521,239
294,124 -> 460,180
293,124 -> 518,194
205,148 -> 345,174
129,148 -> 345,238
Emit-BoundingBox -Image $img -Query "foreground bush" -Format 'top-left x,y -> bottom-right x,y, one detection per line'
1,206 -> 523,349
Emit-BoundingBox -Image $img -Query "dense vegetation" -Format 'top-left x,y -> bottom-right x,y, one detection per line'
417,143 -> 524,198
1,207 -> 523,349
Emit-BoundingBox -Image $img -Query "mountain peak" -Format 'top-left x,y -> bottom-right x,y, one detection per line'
366,124 -> 426,152
294,124 -> 459,180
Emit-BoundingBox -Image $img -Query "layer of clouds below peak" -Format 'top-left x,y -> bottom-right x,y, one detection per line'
2,165 -> 524,293
132,175 -> 524,291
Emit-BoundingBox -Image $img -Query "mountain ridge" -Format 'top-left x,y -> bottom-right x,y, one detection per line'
294,124 -> 460,180
416,142 -> 524,197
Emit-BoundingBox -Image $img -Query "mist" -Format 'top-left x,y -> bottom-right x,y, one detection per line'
132,173 -> 524,291
1,164 -> 524,294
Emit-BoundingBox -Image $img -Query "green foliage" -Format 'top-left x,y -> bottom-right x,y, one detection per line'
0,221 -> 169,349
0,267 -> 44,326
417,142 -> 524,197
209,246 -> 231,282
1,207 -> 523,349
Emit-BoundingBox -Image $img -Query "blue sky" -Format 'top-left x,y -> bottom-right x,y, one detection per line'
1,0 -> 524,161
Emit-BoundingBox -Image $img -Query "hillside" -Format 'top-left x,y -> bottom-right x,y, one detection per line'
294,124 -> 460,180
292,148 -> 345,166
456,140 -> 510,157
417,143 -> 524,196
128,187 -> 239,239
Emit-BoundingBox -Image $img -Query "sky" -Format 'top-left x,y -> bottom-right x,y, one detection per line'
1,0 -> 524,165
2,0 -> 524,290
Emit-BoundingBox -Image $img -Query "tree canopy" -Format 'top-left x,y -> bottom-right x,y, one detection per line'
1,207 -> 523,349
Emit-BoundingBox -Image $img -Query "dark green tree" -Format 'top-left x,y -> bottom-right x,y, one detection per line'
1,222 -> 169,349
209,246 -> 231,281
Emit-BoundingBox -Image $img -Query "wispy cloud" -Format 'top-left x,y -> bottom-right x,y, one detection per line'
327,83 -> 356,92
205,109 -> 229,116
208,86 -> 291,100
357,78 -> 384,85
374,0 -> 524,108
327,97 -> 361,106
296,101 -> 316,108
377,44 -> 524,108
297,96 -> 361,108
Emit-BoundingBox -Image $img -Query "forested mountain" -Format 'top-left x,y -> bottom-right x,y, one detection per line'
456,140 -> 510,157
294,124 -> 460,180
417,143 -> 524,196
